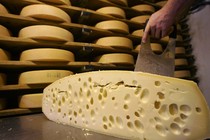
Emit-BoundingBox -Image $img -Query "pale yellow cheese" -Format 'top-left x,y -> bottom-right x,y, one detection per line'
175,58 -> 188,66
0,98 -> 6,110
95,53 -> 134,65
18,25 -> 74,42
174,70 -> 191,78
0,73 -> 6,86
42,70 -> 210,140
38,0 -> 71,5
175,47 -> 186,55
0,4 -> 9,14
131,4 -> 155,13
19,94 -> 43,108
135,43 -> 163,53
96,36 -> 133,50
0,48 -> 10,60
132,29 -> 144,37
0,25 -> 11,37
130,15 -> 151,24
20,48 -> 75,62
96,6 -> 126,19
20,4 -> 71,23
18,70 -> 73,85
95,20 -> 129,34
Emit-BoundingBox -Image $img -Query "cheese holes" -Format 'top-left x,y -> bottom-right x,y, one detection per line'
180,105 -> 192,115
195,107 -> 202,113
170,123 -> 181,135
157,92 -> 165,100
169,104 -> 178,116
140,89 -> 150,103
155,81 -> 161,86
134,120 -> 144,133
116,116 -> 123,129
155,124 -> 168,136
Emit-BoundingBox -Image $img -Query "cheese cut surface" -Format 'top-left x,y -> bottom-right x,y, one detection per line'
95,20 -> 129,34
20,4 -> 71,23
96,7 -> 126,19
20,48 -> 75,62
0,4 -> 9,14
96,36 -> 133,50
19,25 -> 74,42
43,70 -> 210,140
38,0 -> 71,5
0,73 -> 6,86
0,25 -> 11,37
131,4 -> 155,13
95,53 -> 134,65
19,70 -> 73,85
130,15 -> 151,24
0,48 -> 10,60
19,94 -> 43,108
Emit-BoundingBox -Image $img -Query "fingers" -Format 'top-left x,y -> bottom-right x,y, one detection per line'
142,22 -> 150,43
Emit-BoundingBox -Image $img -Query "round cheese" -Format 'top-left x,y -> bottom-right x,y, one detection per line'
0,98 -> 6,110
0,4 -> 9,14
96,36 -> 133,50
19,93 -> 43,108
96,6 -> 126,19
132,29 -> 144,37
135,43 -> 163,53
106,0 -> 128,6
0,73 -> 6,86
18,25 -> 74,42
161,36 -> 169,42
95,53 -> 134,65
18,70 -> 73,85
131,4 -> 155,13
176,35 -> 183,42
156,1 -> 167,7
20,48 -> 75,62
130,15 -> 151,24
175,47 -> 186,55
0,48 -> 10,60
20,4 -> 71,23
0,25 -> 11,37
175,58 -> 188,66
174,70 -> 191,78
38,0 -> 71,5
95,20 -> 129,34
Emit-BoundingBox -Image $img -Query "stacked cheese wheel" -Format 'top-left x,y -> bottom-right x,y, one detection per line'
0,25 -> 11,37
38,0 -> 71,5
18,93 -> 43,108
106,0 -> 128,6
131,4 -> 155,13
130,15 -> 150,24
96,6 -> 126,19
0,3 -> 9,14
135,43 -> 163,54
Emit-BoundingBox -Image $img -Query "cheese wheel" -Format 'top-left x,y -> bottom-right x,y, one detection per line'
0,98 -> 6,110
95,53 -> 134,65
0,48 -> 10,60
43,70 -> 210,140
135,43 -> 163,53
161,36 -> 169,42
0,25 -> 11,37
175,58 -> 188,66
96,36 -> 133,50
0,73 -> 6,86
175,47 -> 186,54
131,4 -> 155,13
38,0 -> 71,5
96,7 -> 126,19
19,25 -> 74,42
20,4 -> 71,23
174,70 -> 191,78
132,29 -> 144,37
176,35 -> 183,42
20,48 -> 75,62
0,4 -> 8,14
18,70 -> 73,85
19,94 -> 43,108
156,1 -> 167,7
130,15 -> 151,24
106,0 -> 128,6
95,20 -> 129,34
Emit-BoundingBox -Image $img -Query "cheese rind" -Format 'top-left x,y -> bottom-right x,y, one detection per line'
135,43 -> 163,53
96,6 -> 126,19
19,94 -> 43,108
106,0 -> 128,6
175,58 -> 188,66
43,70 -> 210,140
0,48 -> 10,60
174,70 -> 191,78
18,25 -> 74,42
0,25 -> 11,37
38,0 -> 71,5
131,4 -> 155,13
130,15 -> 151,24
20,4 -> 71,23
0,4 -> 9,14
18,70 -> 73,85
132,29 -> 144,37
20,48 -> 75,62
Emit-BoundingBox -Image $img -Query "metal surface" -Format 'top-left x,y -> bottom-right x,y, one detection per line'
0,113 -> 125,140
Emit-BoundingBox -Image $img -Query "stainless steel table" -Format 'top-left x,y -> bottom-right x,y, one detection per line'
0,113 -> 124,140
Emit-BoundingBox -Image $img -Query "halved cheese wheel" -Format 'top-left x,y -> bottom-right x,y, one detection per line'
132,29 -> 144,37
106,0 -> 128,6
131,4 -> 155,13
20,48 -> 75,62
19,25 -> 74,42
175,59 -> 188,66
95,53 -> 134,65
18,70 -> 73,85
19,93 -> 43,108
0,98 -> 6,110
135,43 -> 163,53
38,0 -> 71,5
174,70 -> 191,78
0,73 -> 6,86
96,6 -> 126,19
95,20 -> 129,34
0,25 -> 11,37
156,1 -> 167,7
96,36 -> 133,50
0,48 -> 10,60
130,15 -> 150,24
20,4 -> 71,23
0,4 -> 9,14
175,47 -> 186,55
